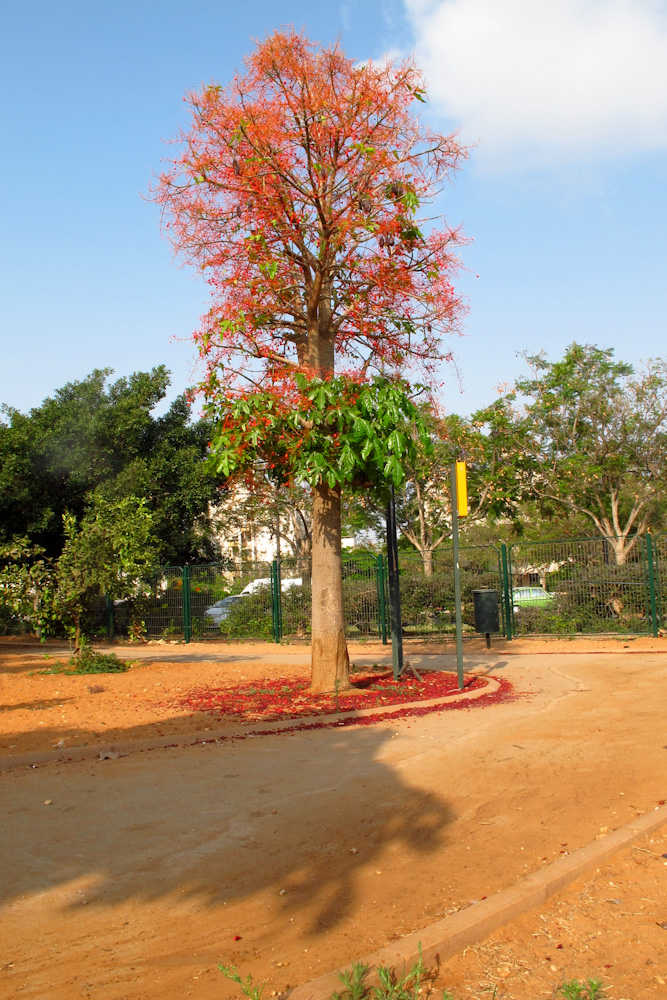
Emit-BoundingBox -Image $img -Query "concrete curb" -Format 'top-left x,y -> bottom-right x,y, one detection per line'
289,804 -> 667,1000
0,676 -> 499,771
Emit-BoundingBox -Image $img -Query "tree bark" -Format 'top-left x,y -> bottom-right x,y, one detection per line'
422,548 -> 433,577
608,537 -> 631,565
310,481 -> 350,693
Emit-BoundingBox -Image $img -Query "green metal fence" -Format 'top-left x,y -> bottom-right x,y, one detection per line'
397,545 -> 505,637
10,533 -> 664,643
269,554 -> 386,640
101,567 -> 187,640
189,561 -> 274,640
508,537 -> 655,636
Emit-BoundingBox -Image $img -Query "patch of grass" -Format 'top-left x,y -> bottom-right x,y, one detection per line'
219,948 -> 452,1000
39,641 -> 133,675
558,979 -> 606,1000
333,952 -> 433,1000
218,955 -> 613,1000
217,964 -> 265,1000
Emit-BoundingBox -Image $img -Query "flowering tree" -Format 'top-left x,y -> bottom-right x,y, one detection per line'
154,29 -> 466,690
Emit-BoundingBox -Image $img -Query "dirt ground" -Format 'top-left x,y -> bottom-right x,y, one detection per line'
437,823 -> 667,999
1,637 -> 666,999
1,634 -> 663,757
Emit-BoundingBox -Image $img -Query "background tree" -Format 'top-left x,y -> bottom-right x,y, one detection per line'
55,496 -> 156,652
154,29 -> 466,689
0,538 -> 53,637
394,407 -> 522,573
0,367 -> 224,564
478,343 -> 667,564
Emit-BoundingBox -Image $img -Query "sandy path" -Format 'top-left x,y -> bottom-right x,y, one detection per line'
0,647 -> 665,998
437,822 -> 667,998
1,635 -> 663,757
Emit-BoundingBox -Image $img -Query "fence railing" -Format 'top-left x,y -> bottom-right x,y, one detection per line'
508,536 -> 655,637
9,534 -> 666,643
89,543 -> 507,643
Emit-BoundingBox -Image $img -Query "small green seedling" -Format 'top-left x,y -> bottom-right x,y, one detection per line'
558,978 -> 605,1000
218,963 -> 265,1000
333,946 -> 432,1000
219,946 -> 447,1000
332,961 -> 371,1000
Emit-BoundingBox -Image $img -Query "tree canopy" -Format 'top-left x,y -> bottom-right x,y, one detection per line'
56,496 -> 156,648
477,343 -> 667,563
155,29 -> 465,386
0,367 -> 225,564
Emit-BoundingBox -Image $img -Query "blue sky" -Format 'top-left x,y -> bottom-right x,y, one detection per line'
1,0 -> 665,418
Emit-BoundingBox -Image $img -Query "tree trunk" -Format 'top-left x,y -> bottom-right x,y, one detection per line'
310,481 -> 350,693
422,549 -> 433,577
608,536 -> 632,565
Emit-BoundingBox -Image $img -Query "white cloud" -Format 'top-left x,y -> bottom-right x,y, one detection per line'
404,0 -> 667,168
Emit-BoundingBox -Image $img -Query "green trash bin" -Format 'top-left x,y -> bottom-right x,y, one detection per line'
472,588 -> 499,647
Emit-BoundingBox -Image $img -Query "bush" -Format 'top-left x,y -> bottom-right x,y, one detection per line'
513,562 -> 650,635
41,640 -> 133,674
0,604 -> 32,636
399,566 -> 501,634
280,583 -> 312,637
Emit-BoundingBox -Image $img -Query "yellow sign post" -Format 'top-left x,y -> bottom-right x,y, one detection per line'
455,461 -> 468,517
450,463 -> 466,690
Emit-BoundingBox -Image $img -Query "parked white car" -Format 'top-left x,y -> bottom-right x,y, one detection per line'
204,595 -> 246,623
240,577 -> 302,595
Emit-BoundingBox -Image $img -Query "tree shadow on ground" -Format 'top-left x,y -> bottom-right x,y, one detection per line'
0,724 -> 453,933
0,645 -> 267,674
0,697 -> 77,713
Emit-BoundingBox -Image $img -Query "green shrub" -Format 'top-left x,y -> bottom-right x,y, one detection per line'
41,639 -> 132,674
0,604 -> 32,636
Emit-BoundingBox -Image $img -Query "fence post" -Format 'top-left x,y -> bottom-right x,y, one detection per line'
183,565 -> 191,643
654,533 -> 663,628
646,533 -> 659,638
271,560 -> 282,643
501,543 -> 512,641
386,486 -> 404,680
376,554 -> 388,644
277,560 -> 283,640
105,594 -> 114,641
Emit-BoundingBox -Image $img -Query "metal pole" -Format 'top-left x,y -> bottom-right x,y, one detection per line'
501,543 -> 512,641
274,488 -> 281,561
183,565 -> 191,644
376,553 -> 388,644
276,558 -> 283,641
654,533 -> 663,629
450,465 -> 464,690
386,486 -> 404,680
271,560 -> 278,643
271,559 -> 282,643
